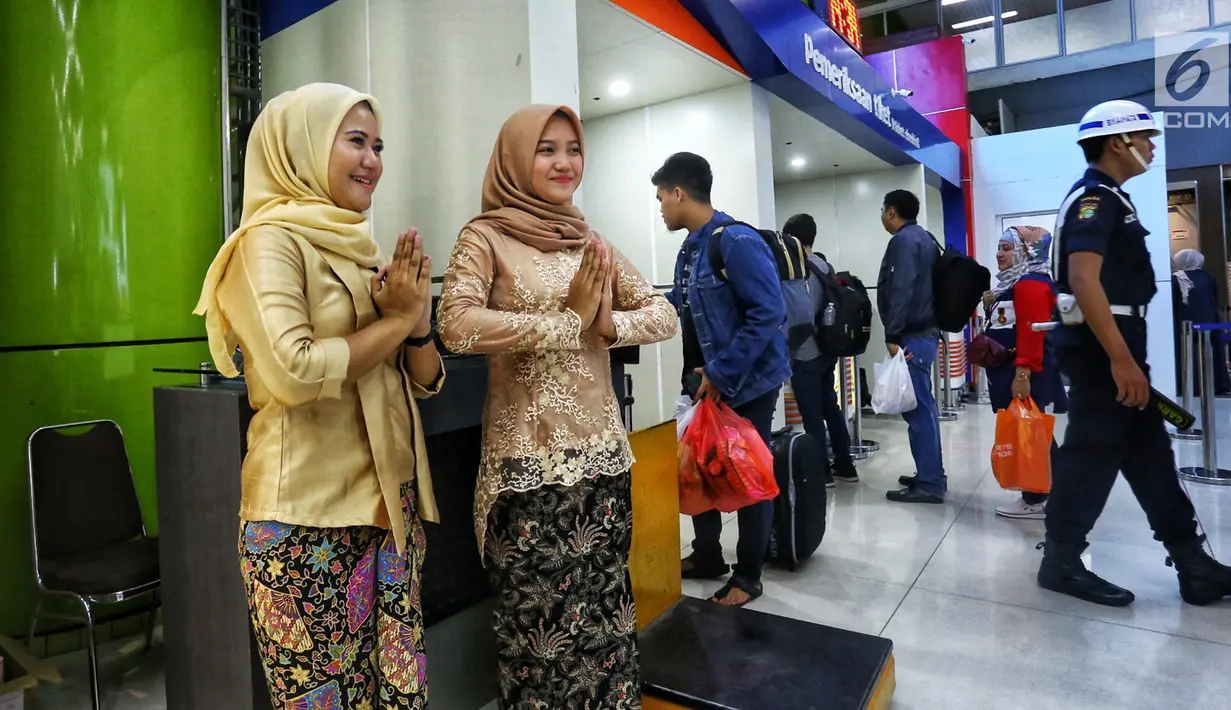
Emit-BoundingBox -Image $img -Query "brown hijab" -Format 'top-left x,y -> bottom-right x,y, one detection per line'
470,104 -> 591,252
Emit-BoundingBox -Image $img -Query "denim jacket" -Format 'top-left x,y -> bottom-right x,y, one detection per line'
668,211 -> 791,407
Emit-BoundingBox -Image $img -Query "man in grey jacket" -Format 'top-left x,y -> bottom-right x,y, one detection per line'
782,213 -> 858,485
876,190 -> 946,503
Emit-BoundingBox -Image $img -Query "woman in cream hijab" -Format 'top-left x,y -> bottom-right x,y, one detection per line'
195,83 -> 442,708
438,106 -> 677,709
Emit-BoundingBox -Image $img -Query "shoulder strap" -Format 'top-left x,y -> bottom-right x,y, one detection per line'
709,221 -> 785,281
1049,183 -> 1130,281
926,230 -> 944,254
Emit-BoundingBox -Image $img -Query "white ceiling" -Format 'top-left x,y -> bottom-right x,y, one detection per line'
576,0 -> 746,120
575,0 -> 889,181
768,93 -> 892,182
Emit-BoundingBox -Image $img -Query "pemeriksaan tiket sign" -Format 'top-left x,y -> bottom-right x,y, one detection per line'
803,33 -> 921,149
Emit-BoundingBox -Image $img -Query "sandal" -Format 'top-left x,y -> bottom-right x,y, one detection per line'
709,577 -> 763,608
681,554 -> 730,580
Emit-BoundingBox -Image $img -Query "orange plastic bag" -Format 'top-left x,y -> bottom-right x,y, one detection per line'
991,399 -> 1055,493
681,399 -> 779,513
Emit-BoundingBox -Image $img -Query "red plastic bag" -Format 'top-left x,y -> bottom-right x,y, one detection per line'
678,437 -> 715,516
680,399 -> 779,513
991,399 -> 1055,493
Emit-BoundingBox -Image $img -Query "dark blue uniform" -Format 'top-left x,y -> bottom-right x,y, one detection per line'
1047,168 -> 1199,546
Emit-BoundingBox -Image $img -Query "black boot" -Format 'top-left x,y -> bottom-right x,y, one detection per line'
1165,536 -> 1231,606
1036,538 -> 1135,607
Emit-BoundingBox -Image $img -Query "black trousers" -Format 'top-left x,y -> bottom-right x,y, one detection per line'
690,387 -> 780,583
791,357 -> 853,470
1045,325 -> 1198,546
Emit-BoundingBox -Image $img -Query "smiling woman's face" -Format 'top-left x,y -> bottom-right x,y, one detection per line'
530,114 -> 583,205
327,102 -> 383,213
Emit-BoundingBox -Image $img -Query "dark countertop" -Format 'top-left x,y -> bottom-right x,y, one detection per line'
640,597 -> 894,710
156,351 -> 630,626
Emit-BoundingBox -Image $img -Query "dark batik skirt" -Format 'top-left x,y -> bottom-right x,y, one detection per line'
486,472 -> 640,710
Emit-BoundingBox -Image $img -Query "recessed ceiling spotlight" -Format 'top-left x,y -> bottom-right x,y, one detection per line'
608,80 -> 631,97
790,156 -> 807,169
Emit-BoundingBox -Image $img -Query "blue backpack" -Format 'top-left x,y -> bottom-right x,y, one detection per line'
708,222 -> 815,353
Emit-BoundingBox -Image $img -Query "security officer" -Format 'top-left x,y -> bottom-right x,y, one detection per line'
1039,100 -> 1231,607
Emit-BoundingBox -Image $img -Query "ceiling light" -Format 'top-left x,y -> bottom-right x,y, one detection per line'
940,0 -> 967,5
951,11 -> 1017,29
608,80 -> 631,97
790,157 -> 807,169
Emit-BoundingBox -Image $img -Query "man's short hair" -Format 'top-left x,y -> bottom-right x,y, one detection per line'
651,152 -> 713,204
783,213 -> 817,248
1080,136 -> 1110,164
883,189 -> 920,221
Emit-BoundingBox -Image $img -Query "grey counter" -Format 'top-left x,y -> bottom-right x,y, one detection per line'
153,353 -> 629,710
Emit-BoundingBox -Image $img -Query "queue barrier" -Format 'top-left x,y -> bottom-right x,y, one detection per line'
1178,323 -> 1231,485
1171,320 -> 1202,441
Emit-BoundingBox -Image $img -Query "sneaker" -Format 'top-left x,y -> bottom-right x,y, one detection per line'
833,464 -> 859,483
995,499 -> 1047,520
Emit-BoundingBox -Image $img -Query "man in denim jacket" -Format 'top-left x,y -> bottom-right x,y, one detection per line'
877,189 -> 947,504
657,152 -> 790,607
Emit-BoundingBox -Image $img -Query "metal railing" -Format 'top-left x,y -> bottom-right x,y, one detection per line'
1177,322 -> 1231,485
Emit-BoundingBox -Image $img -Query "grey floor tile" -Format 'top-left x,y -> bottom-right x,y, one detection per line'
884,587 -> 1231,710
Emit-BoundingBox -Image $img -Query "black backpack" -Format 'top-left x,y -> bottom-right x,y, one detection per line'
807,261 -> 873,357
708,222 -> 816,352
929,232 -> 990,333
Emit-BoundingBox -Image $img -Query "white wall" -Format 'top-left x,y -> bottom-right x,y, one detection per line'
583,83 -> 775,430
925,183 -> 944,236
971,115 -> 1175,397
774,165 -> 927,351
262,0 -> 568,264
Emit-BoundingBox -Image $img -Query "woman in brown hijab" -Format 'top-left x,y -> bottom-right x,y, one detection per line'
438,105 -> 677,709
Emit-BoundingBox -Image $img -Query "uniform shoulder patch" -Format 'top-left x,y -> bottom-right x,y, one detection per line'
1077,194 -> 1100,221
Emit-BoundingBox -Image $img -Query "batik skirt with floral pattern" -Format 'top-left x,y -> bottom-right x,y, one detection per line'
239,483 -> 427,710
486,472 -> 640,710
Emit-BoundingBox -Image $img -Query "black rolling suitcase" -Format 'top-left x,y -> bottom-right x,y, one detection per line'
766,427 -> 828,570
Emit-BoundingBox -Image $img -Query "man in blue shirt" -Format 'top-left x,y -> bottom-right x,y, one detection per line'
658,152 -> 790,607
877,190 -> 946,504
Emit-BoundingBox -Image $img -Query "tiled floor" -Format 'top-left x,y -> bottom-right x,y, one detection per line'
23,405 -> 1231,709
682,405 -> 1231,710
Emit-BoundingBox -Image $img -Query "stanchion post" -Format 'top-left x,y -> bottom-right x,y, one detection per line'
850,354 -> 879,455
936,339 -> 957,422
841,357 -> 869,461
969,317 -> 992,405
940,337 -> 960,415
1173,320 -> 1202,440
1179,325 -> 1231,484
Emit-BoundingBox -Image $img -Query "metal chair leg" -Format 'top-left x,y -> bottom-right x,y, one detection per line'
79,597 -> 102,710
144,589 -> 159,650
26,595 -> 43,647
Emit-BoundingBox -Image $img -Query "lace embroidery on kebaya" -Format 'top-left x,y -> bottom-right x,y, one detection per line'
437,224 -> 679,555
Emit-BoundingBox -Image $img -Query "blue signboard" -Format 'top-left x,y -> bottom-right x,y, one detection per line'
680,0 -> 961,185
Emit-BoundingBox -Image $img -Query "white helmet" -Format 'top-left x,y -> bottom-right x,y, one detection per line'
1076,100 -> 1159,141
1076,100 -> 1159,170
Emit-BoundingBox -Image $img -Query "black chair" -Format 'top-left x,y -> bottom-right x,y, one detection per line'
25,420 -> 161,710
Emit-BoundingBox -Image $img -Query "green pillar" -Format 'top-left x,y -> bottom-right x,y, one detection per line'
0,1 -> 223,636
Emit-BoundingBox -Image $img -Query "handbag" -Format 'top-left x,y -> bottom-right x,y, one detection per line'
969,333 -> 1013,368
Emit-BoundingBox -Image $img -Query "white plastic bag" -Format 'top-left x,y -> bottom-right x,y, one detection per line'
872,350 -> 918,415
675,395 -> 698,440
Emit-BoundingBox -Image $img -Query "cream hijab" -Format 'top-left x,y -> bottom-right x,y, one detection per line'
194,83 -> 384,375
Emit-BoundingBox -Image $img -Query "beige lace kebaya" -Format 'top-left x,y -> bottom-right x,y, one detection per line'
436,104 -> 678,553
